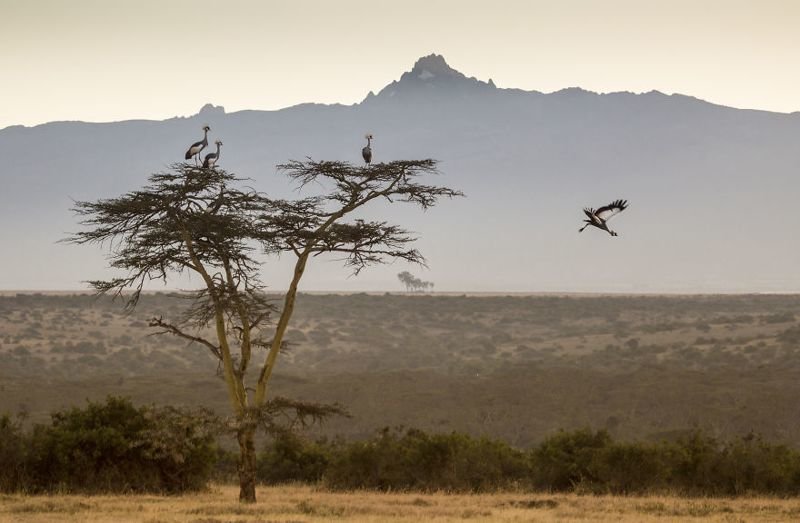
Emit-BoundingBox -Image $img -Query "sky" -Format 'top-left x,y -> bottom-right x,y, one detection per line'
1,0 -> 799,130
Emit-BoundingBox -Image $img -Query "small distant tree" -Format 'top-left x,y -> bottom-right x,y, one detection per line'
397,271 -> 434,292
69,159 -> 460,502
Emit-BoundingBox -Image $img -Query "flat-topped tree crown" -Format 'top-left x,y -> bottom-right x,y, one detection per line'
67,155 -> 462,504
69,163 -> 272,309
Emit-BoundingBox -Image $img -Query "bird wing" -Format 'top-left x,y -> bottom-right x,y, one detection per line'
186,140 -> 205,159
594,199 -> 628,221
583,208 -> 596,220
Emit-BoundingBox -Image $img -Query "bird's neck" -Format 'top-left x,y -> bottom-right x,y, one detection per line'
367,137 -> 371,147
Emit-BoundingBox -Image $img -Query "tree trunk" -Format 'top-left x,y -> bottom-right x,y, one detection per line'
237,426 -> 257,503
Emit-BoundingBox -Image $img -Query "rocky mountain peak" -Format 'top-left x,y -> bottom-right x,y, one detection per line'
365,53 -> 496,104
410,54 -> 462,79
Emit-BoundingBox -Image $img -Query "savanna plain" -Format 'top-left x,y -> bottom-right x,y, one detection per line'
3,292 -> 800,521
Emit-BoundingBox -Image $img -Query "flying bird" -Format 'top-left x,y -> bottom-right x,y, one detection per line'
579,199 -> 629,236
202,140 -> 222,169
185,125 -> 210,164
362,133 -> 373,165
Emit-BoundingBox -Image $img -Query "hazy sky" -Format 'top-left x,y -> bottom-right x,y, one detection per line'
2,0 -> 799,129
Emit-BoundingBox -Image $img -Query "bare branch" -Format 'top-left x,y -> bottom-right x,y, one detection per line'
149,316 -> 222,360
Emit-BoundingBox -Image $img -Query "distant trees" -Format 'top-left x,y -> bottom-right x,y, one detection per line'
68,159 -> 460,502
397,271 -> 434,292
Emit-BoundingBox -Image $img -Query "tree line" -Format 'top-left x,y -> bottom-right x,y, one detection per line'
4,397 -> 800,497
397,271 -> 434,292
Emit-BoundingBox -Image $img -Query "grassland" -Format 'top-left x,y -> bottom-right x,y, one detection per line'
3,293 -> 800,518
2,292 -> 800,444
3,485 -> 800,522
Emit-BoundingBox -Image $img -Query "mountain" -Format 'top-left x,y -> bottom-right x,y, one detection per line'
365,54 -> 498,103
2,54 -> 800,292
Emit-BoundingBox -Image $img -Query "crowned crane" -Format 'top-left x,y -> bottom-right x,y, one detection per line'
579,199 -> 629,236
185,125 -> 210,165
202,140 -> 222,169
362,133 -> 373,165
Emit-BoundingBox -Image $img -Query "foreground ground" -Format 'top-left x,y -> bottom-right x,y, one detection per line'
3,485 -> 800,522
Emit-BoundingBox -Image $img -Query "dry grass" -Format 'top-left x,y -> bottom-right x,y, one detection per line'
2,485 -> 800,522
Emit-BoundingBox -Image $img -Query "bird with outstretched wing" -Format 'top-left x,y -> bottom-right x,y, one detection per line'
579,199 -> 628,236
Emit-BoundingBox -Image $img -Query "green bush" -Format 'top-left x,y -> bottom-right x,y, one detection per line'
133,404 -> 219,492
665,432 -> 800,495
590,441 -> 667,494
258,432 -> 332,484
0,414 -> 28,491
323,427 -> 528,492
529,428 -> 611,491
23,397 -> 217,494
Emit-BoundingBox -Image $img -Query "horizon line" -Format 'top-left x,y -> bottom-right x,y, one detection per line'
2,289 -> 799,298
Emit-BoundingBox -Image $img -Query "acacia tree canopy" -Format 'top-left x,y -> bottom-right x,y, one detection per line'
68,159 -> 462,502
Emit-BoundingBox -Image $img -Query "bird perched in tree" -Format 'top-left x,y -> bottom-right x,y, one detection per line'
185,125 -> 210,164
362,134 -> 373,165
579,199 -> 628,236
202,140 -> 222,169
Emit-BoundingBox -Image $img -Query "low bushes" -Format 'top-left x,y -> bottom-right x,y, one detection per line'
321,427 -> 528,491
258,432 -> 332,484
1,397 -> 217,494
5,399 -> 800,496
258,427 -> 800,495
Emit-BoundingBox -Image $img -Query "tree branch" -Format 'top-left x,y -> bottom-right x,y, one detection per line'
148,316 -> 222,360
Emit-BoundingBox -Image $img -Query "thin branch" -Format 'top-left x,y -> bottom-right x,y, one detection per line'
149,316 -> 222,360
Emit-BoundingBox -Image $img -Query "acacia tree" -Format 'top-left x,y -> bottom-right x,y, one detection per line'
397,270 -> 434,292
69,159 -> 461,502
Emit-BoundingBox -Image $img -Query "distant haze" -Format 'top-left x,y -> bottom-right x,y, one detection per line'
1,54 -> 799,293
1,0 -> 799,130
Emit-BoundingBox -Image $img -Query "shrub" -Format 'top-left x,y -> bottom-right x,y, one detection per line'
134,404 -> 219,492
665,432 -> 800,495
24,397 -> 218,494
591,441 -> 667,494
529,428 -> 611,491
258,433 -> 332,484
0,414 -> 28,491
664,430 -> 722,493
324,427 -> 528,492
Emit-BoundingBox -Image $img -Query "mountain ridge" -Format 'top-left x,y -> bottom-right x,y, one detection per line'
4,53 -> 797,132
